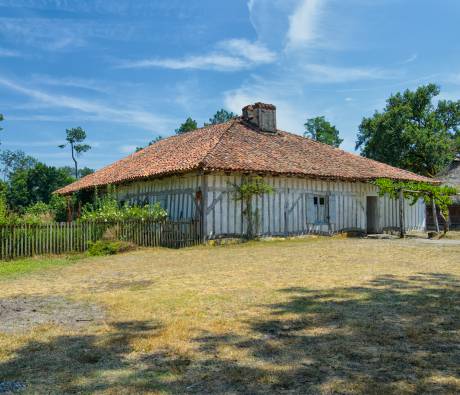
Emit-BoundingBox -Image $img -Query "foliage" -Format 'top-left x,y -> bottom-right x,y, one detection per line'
233,176 -> 274,239
0,189 -> 7,224
0,149 -> 37,180
87,240 -> 136,256
79,167 -> 94,178
205,109 -> 237,126
175,117 -> 197,134
304,116 -> 343,147
6,162 -> 74,212
80,193 -> 168,222
0,113 -> 3,133
59,127 -> 91,178
61,165 -> 94,179
49,194 -> 68,222
356,84 -> 460,176
135,136 -> 163,152
373,178 -> 457,220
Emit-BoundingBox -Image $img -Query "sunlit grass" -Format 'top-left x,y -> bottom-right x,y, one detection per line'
0,255 -> 82,279
0,237 -> 459,394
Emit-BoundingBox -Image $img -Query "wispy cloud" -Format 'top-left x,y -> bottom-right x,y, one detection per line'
221,39 -> 276,64
0,77 -> 173,132
118,38 -> 276,71
287,0 -> 324,48
32,75 -> 110,93
302,63 -> 399,83
0,17 -> 144,51
401,53 -> 418,64
0,47 -> 21,57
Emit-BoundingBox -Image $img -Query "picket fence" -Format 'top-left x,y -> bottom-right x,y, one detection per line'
0,219 -> 202,260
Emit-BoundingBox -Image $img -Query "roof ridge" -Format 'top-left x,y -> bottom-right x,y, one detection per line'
198,119 -> 238,169
277,128 -> 431,179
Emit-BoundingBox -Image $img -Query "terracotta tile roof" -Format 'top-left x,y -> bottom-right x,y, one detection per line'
56,118 -> 435,194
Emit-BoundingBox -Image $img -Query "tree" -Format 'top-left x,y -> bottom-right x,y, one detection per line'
6,162 -> 74,212
233,176 -> 274,239
58,127 -> 91,178
356,84 -> 460,177
175,117 -> 197,135
0,149 -> 37,180
205,109 -> 237,126
61,165 -> 94,179
0,113 -> 3,132
135,136 -> 163,152
304,116 -> 343,147
374,178 -> 457,235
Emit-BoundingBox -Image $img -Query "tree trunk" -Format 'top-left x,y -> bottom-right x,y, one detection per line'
399,189 -> 405,238
71,143 -> 78,179
439,210 -> 449,234
246,199 -> 253,239
431,196 -> 439,233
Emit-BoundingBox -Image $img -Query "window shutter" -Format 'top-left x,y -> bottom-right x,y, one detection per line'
328,195 -> 337,224
306,195 -> 316,223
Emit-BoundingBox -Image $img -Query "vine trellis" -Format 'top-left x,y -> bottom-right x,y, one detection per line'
373,178 -> 458,237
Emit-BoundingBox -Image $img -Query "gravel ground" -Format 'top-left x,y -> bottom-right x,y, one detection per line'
0,295 -> 104,333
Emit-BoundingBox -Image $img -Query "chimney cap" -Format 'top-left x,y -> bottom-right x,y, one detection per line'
242,102 -> 277,133
242,102 -> 276,111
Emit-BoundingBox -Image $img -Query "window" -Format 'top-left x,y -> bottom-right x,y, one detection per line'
313,195 -> 328,223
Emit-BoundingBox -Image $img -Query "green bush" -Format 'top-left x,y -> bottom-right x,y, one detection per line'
87,240 -> 136,256
81,194 -> 167,222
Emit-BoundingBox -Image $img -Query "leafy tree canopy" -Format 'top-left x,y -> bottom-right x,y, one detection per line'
205,109 -> 237,126
175,117 -> 197,135
6,162 -> 74,212
61,165 -> 94,179
59,126 -> 91,178
356,84 -> 460,176
304,116 -> 343,148
0,113 -> 3,133
0,149 -> 37,180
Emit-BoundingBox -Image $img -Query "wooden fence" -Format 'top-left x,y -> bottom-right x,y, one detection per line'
0,219 -> 202,260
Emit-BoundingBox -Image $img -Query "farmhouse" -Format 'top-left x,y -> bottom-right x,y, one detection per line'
57,103 -> 433,238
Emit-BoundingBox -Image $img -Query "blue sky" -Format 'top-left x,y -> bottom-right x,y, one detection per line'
0,0 -> 459,170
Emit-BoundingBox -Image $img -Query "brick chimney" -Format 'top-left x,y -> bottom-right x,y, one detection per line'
242,102 -> 277,133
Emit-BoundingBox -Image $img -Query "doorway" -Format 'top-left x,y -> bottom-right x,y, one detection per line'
366,196 -> 378,234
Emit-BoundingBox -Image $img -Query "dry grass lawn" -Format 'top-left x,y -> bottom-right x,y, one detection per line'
0,237 -> 459,394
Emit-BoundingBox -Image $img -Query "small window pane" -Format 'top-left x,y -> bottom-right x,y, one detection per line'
319,197 -> 325,205
314,197 -> 318,205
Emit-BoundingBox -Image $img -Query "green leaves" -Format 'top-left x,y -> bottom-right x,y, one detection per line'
65,127 -> 87,144
373,178 -> 457,218
59,127 -> 91,178
304,116 -> 343,148
356,84 -> 460,176
74,144 -> 91,154
175,117 -> 198,134
205,109 -> 237,126
80,192 -> 168,222
233,176 -> 274,202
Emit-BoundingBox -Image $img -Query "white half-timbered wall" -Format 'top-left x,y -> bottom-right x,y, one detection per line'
204,173 -> 425,238
112,172 -> 426,238
115,172 -> 203,221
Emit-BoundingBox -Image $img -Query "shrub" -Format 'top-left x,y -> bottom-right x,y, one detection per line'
87,240 -> 136,256
81,194 -> 167,222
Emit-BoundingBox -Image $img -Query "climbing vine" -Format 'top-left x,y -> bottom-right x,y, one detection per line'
233,176 -> 274,239
373,178 -> 457,232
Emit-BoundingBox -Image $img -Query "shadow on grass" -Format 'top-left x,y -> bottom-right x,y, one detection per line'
1,273 -> 459,394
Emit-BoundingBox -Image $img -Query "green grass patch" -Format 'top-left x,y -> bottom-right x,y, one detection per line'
0,255 -> 81,280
